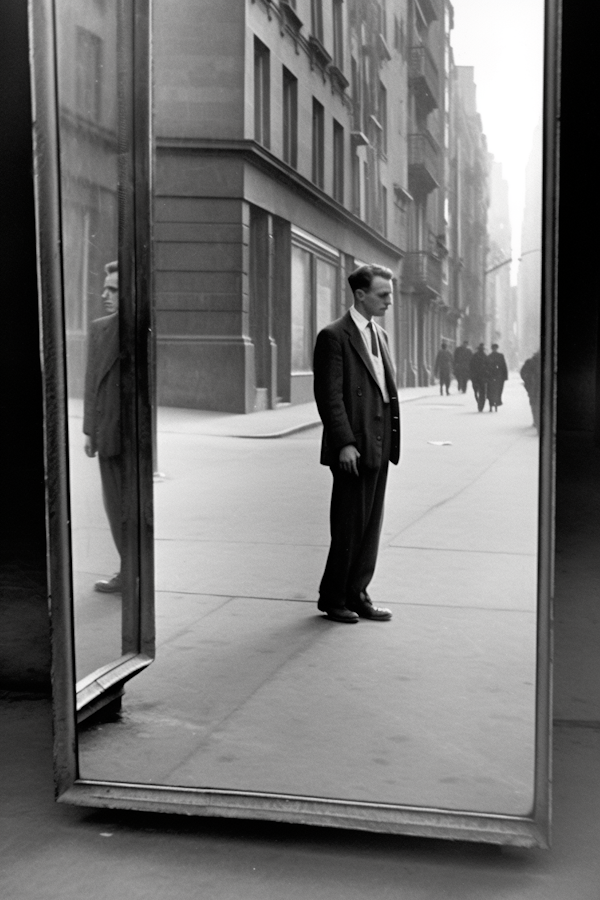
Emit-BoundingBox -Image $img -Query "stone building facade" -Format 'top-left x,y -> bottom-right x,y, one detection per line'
57,0 -> 493,410
153,0 -> 412,412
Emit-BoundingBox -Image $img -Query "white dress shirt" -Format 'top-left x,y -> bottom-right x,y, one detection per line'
349,306 -> 390,402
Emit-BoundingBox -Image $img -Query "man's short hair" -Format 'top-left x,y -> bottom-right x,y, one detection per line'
105,260 -> 118,275
492,343 -> 499,349
348,264 -> 393,295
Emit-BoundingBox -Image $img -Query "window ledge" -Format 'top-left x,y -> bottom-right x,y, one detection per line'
309,35 -> 332,70
280,0 -> 303,33
329,64 -> 349,91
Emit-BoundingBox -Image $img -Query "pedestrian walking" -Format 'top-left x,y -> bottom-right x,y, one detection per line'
453,340 -> 472,393
83,260 -> 122,593
486,343 -> 509,412
521,350 -> 541,432
313,264 -> 400,624
470,343 -> 488,412
434,341 -> 453,395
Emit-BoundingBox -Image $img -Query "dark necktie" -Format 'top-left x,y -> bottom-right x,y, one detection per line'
368,322 -> 379,357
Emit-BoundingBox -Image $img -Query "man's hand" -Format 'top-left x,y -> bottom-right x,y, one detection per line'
84,436 -> 96,458
339,444 -> 360,477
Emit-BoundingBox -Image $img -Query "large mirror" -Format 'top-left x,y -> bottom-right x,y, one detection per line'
33,0 -> 557,845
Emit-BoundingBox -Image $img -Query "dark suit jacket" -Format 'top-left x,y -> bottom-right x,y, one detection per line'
313,310 -> 400,470
83,313 -> 120,458
487,350 -> 509,383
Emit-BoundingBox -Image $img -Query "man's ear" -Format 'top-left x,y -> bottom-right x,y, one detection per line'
354,289 -> 365,303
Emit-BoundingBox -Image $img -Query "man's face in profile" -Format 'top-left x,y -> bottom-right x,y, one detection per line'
356,276 -> 393,320
102,271 -> 118,315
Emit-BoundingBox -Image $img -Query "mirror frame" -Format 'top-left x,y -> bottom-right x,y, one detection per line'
32,0 -> 559,847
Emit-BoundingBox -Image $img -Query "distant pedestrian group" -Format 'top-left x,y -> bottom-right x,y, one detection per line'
434,340 -> 509,412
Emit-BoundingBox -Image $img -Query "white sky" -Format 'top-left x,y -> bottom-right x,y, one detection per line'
449,0 -> 545,276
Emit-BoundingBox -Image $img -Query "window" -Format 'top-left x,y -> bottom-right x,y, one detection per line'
351,153 -> 361,216
254,37 -> 270,149
381,184 -> 388,237
315,258 -> 337,334
76,28 -> 102,122
282,68 -> 298,168
378,82 -> 388,156
351,56 -> 360,125
291,235 -> 339,373
311,0 -> 324,41
380,0 -> 388,40
394,15 -> 405,55
312,99 -> 325,188
291,245 -> 313,373
333,120 -> 344,204
332,0 -> 344,69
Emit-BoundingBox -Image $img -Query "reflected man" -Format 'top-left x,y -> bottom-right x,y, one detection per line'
521,350 -> 541,432
83,261 -> 122,593
313,265 -> 400,624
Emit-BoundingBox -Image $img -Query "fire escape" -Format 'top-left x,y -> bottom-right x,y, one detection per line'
403,1 -> 442,302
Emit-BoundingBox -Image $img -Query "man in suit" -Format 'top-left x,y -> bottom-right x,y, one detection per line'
313,264 -> 400,624
83,261 -> 122,593
486,342 -> 509,412
434,341 -> 453,395
470,343 -> 488,412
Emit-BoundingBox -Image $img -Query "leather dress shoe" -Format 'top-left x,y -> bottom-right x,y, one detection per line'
347,593 -> 392,621
322,607 -> 359,624
94,573 -> 122,594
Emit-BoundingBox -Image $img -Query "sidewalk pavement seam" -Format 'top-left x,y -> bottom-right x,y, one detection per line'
222,388 -> 440,439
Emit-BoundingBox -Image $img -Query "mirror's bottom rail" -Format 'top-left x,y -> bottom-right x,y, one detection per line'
76,654 -> 153,723
58,781 -> 549,848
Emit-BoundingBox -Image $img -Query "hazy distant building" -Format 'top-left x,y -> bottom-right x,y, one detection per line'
399,0 -> 462,387
448,65 -> 489,348
487,157 -> 516,366
517,120 -> 543,362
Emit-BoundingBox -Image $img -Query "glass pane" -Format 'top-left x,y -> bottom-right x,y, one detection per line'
315,257 -> 337,335
67,0 -> 549,839
56,0 -> 130,682
291,245 -> 312,373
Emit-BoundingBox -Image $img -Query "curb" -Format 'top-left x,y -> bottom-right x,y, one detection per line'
227,390 -> 438,439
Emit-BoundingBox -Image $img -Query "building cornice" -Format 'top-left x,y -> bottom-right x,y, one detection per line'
155,137 -> 405,259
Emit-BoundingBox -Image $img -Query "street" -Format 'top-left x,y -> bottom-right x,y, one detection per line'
73,376 -> 540,816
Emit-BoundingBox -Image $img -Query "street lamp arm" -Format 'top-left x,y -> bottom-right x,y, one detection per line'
484,257 -> 512,275
484,248 -> 542,275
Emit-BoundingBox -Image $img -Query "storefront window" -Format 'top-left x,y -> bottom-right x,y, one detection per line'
315,258 -> 337,335
291,244 -> 312,372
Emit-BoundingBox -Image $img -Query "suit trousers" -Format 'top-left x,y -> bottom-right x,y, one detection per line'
318,407 -> 391,610
99,454 -> 122,559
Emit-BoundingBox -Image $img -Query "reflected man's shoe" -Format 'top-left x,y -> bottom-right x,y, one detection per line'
347,592 -> 392,621
94,573 -> 122,593
322,607 -> 359,624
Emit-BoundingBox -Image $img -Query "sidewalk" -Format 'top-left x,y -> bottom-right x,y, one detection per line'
76,381 -> 539,817
155,385 -> 441,439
